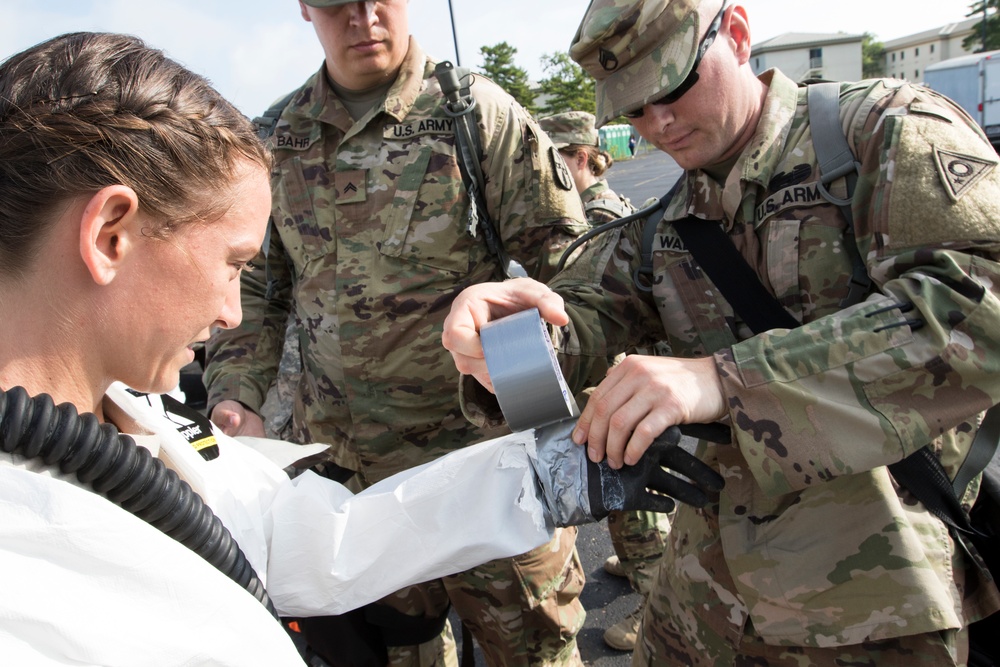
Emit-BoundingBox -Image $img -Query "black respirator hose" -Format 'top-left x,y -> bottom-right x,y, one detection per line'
0,385 -> 278,620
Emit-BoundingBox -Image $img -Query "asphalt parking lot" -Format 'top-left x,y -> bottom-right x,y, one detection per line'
605,143 -> 683,208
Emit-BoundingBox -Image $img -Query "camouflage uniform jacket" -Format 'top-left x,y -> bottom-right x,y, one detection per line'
205,38 -> 588,483
541,70 -> 1000,647
579,179 -> 634,224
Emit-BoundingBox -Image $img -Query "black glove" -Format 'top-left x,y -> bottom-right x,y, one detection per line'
585,424 -> 728,519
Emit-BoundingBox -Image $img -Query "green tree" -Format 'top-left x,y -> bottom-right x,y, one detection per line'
964,1 -> 1000,52
478,42 -> 535,111
535,51 -> 595,116
862,33 -> 885,78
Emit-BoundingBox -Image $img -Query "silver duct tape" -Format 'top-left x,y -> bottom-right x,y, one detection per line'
480,308 -> 580,432
529,420 -> 592,526
482,308 -> 594,525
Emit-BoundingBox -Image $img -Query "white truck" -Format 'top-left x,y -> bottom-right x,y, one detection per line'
924,50 -> 1000,150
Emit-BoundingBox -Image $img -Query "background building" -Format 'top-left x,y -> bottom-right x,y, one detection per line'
750,32 -> 864,82
883,17 -> 978,82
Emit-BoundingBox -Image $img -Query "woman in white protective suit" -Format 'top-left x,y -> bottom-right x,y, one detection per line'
0,32 -> 721,667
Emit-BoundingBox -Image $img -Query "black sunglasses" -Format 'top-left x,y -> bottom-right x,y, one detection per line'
624,2 -> 728,119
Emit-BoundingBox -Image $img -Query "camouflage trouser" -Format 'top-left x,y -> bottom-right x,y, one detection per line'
376,583 -> 458,667
605,509 -> 670,596
633,594 -> 969,666
378,527 -> 586,667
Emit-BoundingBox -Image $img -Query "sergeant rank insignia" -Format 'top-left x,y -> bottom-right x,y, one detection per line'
933,147 -> 997,202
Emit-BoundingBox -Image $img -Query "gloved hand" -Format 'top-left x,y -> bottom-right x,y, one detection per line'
586,424 -> 727,520
529,420 -> 727,527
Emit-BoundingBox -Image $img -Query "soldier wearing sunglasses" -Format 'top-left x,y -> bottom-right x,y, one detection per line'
443,0 -> 1000,663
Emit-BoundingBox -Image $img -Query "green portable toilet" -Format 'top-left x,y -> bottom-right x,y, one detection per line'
599,124 -> 632,159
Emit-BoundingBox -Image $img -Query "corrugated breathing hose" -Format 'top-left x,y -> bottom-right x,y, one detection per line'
0,385 -> 278,619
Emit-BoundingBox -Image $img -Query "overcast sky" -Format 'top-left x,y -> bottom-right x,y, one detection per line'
0,0 -> 974,116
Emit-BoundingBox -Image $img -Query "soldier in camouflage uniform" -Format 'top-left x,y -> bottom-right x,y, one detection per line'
204,1 -> 590,666
443,0 -> 1000,664
540,110 -> 666,652
539,111 -> 634,225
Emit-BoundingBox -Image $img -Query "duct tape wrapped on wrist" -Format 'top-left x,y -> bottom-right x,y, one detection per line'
479,309 -> 725,526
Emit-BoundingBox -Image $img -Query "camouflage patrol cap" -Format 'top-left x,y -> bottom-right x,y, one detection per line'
569,0 -> 703,126
301,0 -> 355,6
538,111 -> 599,149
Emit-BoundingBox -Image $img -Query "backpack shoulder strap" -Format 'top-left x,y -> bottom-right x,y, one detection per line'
252,90 -> 296,141
955,404 -> 1000,498
635,175 -> 684,292
584,195 -> 632,220
888,407 -> 1000,539
807,82 -> 871,308
808,83 -> 1000,536
434,61 -> 525,279
250,90 -> 296,297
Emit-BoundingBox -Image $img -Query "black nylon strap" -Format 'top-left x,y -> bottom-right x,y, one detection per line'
955,405 -> 1000,498
888,404 -> 1000,540
634,82 -> 999,562
671,215 -> 798,335
364,601 -> 451,646
889,445 -> 978,535
668,214 -> 999,538
460,622 -> 475,667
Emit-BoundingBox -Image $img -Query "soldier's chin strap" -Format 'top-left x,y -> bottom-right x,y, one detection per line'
435,61 -> 527,279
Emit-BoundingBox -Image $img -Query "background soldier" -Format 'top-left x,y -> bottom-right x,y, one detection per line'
205,1 -> 590,665
443,0 -> 1000,663
539,111 -> 633,225
539,110 -> 666,652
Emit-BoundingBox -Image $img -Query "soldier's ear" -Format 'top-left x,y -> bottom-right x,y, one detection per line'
728,6 -> 753,64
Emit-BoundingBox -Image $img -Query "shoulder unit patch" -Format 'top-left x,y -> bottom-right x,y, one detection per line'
549,146 -> 575,191
933,147 -> 997,202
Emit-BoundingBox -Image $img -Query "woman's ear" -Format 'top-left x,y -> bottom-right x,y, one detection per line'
78,185 -> 141,286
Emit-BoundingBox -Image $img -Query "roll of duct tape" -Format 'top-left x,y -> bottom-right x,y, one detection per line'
479,308 -> 580,432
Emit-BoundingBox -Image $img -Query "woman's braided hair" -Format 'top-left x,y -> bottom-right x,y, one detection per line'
559,144 -> 614,179
0,32 -> 271,277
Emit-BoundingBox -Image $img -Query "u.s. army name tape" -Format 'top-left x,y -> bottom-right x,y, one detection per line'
479,308 -> 580,432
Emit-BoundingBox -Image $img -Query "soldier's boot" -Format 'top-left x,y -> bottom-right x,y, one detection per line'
602,555 -> 627,578
602,600 -> 644,651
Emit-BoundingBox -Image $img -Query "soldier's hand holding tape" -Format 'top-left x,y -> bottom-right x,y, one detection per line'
467,304 -> 728,526
531,419 -> 727,527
